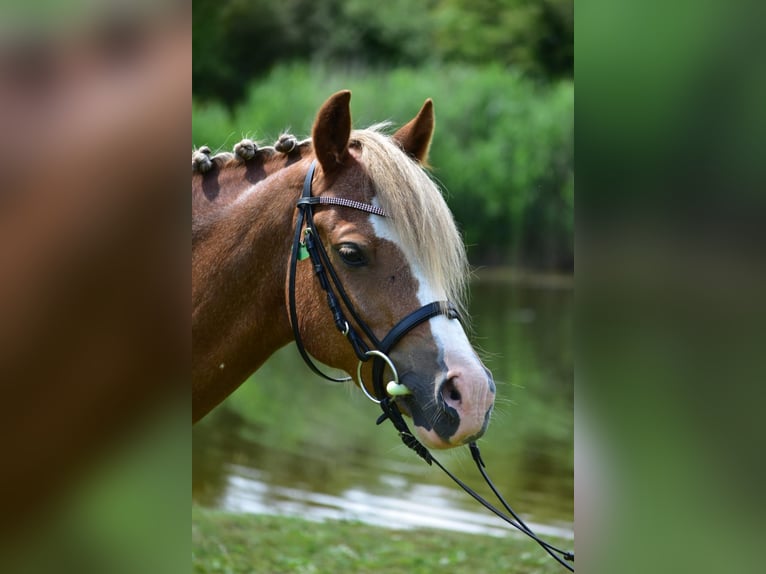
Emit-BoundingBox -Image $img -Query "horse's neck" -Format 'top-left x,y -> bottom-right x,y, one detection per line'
192,159 -> 304,421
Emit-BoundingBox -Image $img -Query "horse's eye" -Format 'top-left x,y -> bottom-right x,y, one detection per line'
336,243 -> 367,267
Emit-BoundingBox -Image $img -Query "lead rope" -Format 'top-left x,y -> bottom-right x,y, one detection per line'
377,398 -> 574,571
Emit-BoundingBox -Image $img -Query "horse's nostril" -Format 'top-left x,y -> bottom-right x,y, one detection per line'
441,377 -> 462,410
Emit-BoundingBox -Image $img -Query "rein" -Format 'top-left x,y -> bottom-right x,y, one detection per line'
288,160 -> 574,571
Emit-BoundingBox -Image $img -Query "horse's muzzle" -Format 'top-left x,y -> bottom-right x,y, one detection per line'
399,367 -> 495,449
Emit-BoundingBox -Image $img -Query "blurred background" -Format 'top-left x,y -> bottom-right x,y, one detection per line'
192,0 -> 574,563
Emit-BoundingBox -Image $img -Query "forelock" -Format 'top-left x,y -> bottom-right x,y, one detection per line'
350,126 -> 469,315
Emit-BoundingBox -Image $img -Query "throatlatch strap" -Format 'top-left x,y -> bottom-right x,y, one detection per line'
289,160 -> 386,380
288,162 -> 350,383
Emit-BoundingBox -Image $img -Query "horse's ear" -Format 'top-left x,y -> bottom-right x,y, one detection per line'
393,99 -> 434,164
312,90 -> 352,175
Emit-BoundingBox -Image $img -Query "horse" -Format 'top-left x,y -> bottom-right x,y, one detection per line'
192,90 -> 495,449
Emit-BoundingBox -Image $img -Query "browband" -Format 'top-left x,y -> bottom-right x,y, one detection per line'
297,196 -> 387,217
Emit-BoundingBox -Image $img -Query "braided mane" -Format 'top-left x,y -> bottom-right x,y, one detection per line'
192,133 -> 310,173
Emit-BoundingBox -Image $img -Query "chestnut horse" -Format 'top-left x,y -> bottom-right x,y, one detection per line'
192,91 -> 495,449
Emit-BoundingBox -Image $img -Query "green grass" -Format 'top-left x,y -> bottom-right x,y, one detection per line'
192,506 -> 571,574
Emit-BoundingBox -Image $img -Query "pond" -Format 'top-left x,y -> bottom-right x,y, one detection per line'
192,274 -> 573,540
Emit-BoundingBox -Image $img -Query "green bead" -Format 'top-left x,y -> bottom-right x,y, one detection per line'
386,381 -> 411,396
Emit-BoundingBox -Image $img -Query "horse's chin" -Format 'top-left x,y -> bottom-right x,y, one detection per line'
416,430 -> 455,450
395,399 -> 457,450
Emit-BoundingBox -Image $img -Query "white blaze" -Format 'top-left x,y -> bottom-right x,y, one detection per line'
371,214 -> 478,373
371,209 -> 493,447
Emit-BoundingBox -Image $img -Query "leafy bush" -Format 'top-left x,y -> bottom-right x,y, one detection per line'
192,0 -> 572,109
192,63 -> 573,269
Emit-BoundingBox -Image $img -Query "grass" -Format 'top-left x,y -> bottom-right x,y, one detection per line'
192,506 -> 571,574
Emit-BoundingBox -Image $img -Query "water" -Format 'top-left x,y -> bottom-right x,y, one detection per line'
192,275 -> 573,539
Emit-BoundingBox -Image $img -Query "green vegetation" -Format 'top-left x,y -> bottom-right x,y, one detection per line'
192,506 -> 570,574
193,64 -> 573,269
193,0 -> 572,108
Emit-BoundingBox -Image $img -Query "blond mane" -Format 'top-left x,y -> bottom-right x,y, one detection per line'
350,126 -> 470,319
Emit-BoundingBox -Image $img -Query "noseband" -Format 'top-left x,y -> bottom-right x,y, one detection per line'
287,160 -> 574,570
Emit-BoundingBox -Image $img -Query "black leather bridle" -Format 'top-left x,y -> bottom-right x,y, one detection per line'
287,160 -> 574,570
288,160 -> 460,403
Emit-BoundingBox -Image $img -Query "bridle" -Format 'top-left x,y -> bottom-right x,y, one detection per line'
288,160 -> 459,402
288,160 -> 574,571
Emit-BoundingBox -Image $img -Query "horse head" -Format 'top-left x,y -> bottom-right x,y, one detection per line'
290,91 -> 495,449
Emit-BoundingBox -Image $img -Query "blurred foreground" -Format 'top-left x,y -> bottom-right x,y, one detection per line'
0,3 -> 190,572
577,1 -> 765,572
